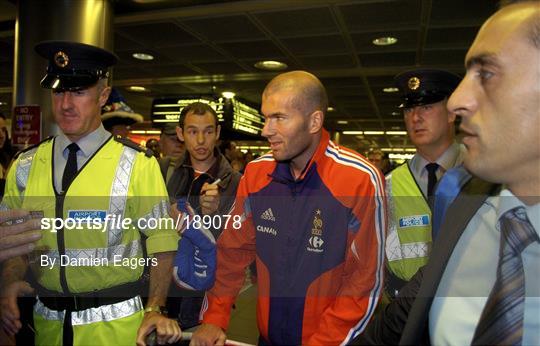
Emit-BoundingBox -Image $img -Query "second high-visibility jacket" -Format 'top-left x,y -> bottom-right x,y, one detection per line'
385,163 -> 432,282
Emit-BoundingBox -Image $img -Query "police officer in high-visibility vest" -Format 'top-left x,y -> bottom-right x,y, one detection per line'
0,41 -> 181,346
384,69 -> 463,298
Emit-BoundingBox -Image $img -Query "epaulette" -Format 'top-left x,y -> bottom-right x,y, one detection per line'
12,136 -> 54,160
113,135 -> 153,158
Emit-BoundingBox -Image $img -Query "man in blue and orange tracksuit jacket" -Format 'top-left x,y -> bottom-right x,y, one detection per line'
193,71 -> 386,346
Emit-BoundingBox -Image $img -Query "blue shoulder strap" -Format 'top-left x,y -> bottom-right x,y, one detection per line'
432,165 -> 472,239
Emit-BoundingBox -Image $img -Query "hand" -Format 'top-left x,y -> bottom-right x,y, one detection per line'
169,202 -> 180,221
0,210 -> 42,262
0,281 -> 34,336
190,323 -> 226,346
200,183 -> 220,216
136,312 -> 182,346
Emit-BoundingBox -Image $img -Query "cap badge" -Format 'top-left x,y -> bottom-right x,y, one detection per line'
54,51 -> 69,68
408,77 -> 420,91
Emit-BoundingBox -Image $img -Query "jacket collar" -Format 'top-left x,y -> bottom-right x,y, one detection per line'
270,129 -> 330,183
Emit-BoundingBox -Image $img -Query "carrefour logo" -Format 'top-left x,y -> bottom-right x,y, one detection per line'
307,235 -> 324,253
399,215 -> 430,228
309,236 -> 324,248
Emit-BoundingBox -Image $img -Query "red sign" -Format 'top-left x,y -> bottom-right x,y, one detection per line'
12,105 -> 41,147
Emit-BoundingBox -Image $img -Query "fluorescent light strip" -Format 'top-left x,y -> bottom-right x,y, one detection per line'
130,130 -> 162,135
342,131 -> 363,135
128,86 -> 148,92
381,148 -> 407,152
154,104 -> 183,108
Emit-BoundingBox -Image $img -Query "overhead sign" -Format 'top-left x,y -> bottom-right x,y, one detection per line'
230,99 -> 264,136
12,105 -> 41,147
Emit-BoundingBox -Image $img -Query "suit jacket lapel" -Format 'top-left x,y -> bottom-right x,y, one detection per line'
400,178 -> 499,345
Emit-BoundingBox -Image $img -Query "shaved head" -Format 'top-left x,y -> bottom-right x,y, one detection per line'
261,70 -> 327,176
263,71 -> 328,118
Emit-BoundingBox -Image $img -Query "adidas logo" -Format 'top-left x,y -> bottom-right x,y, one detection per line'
260,208 -> 276,222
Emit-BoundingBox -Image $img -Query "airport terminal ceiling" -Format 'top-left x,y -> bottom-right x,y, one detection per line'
0,0 -> 499,151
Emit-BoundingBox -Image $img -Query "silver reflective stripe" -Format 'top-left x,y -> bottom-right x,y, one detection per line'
386,230 -> 430,261
137,199 -> 170,234
385,173 -> 430,262
385,174 -> 396,234
108,146 -> 137,247
400,242 -> 429,260
34,296 -> 142,325
15,148 -> 38,197
34,297 -> 65,321
72,296 -> 142,325
35,239 -> 141,265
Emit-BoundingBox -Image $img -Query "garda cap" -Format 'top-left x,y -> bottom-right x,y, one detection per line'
394,68 -> 461,109
35,40 -> 118,91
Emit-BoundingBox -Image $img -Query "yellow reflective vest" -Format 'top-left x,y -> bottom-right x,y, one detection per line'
2,136 -> 178,293
385,163 -> 432,281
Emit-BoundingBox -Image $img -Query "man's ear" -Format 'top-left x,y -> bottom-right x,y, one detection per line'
176,126 -> 185,142
309,110 -> 324,134
99,86 -> 111,108
216,125 -> 221,140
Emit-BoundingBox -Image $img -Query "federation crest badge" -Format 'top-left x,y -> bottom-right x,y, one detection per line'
307,209 -> 324,253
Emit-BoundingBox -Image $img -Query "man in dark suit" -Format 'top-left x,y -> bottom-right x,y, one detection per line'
352,1 -> 540,345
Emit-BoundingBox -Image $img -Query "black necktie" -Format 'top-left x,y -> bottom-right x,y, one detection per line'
425,163 -> 439,197
472,206 -> 539,345
62,143 -> 80,192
